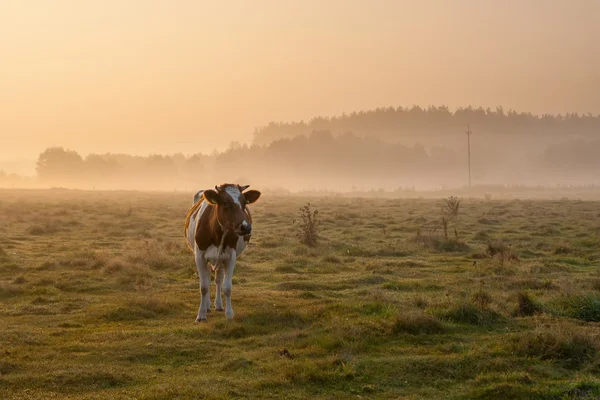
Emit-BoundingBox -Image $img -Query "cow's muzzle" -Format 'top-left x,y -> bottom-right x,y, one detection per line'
240,223 -> 252,235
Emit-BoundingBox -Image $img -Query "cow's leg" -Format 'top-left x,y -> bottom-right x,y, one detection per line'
223,251 -> 237,320
215,267 -> 225,311
195,250 -> 210,322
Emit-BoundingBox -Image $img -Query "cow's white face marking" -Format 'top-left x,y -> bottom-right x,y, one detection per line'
241,220 -> 249,227
224,186 -> 242,207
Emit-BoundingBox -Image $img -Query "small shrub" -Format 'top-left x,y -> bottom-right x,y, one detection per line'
442,196 -> 461,218
298,203 -> 320,247
392,312 -> 446,335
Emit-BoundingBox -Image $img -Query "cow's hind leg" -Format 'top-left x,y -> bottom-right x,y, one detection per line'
215,267 -> 225,311
195,251 -> 211,322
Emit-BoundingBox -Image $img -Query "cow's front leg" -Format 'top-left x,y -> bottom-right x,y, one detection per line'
223,251 -> 237,320
215,267 -> 225,311
195,251 -> 211,322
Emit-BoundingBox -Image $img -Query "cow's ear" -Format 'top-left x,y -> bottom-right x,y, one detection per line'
203,189 -> 220,205
244,190 -> 261,204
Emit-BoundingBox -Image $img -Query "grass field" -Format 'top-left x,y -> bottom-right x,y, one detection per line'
1,189 -> 599,399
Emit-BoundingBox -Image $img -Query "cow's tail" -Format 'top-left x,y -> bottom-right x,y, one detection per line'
184,199 -> 204,252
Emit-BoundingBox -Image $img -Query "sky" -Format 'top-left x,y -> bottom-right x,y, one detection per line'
1,0 -> 599,164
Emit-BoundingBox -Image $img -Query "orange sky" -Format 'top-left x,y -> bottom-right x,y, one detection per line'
1,0 -> 599,161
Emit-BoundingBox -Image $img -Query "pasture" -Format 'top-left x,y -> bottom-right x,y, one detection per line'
1,189 -> 599,399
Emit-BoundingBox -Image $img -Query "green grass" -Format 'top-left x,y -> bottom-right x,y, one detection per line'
1,189 -> 600,399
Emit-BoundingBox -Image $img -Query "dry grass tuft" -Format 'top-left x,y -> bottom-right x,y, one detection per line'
511,327 -> 598,369
392,311 -> 447,335
515,292 -> 544,316
298,203 -> 320,247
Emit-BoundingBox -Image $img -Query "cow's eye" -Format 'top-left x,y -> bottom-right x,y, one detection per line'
223,201 -> 231,208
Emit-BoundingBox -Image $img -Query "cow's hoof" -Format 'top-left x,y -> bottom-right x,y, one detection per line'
195,317 -> 208,323
225,311 -> 234,320
215,307 -> 225,312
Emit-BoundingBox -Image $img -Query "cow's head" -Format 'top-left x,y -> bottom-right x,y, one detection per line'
203,184 -> 261,235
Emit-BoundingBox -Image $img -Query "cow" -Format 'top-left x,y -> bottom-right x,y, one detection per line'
184,183 -> 261,322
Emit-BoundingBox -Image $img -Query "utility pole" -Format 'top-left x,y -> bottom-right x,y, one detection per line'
466,124 -> 472,187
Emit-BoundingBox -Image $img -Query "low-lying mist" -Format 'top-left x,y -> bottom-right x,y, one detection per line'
2,106 -> 600,196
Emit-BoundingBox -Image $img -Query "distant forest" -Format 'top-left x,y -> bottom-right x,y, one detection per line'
253,105 -> 600,146
2,105 -> 600,191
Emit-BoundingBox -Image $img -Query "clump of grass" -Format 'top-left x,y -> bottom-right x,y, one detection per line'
474,230 -> 490,241
511,328 -> 598,369
0,283 -> 24,299
59,250 -> 107,269
124,239 -> 179,270
553,243 -> 574,255
392,311 -> 447,335
562,294 -> 600,322
114,265 -> 152,290
103,296 -> 182,321
26,223 -> 59,235
413,295 -> 429,309
515,292 -> 543,316
486,240 -> 519,267
471,289 -> 493,309
275,264 -> 300,273
258,238 -> 282,248
322,255 -> 341,263
414,230 -> 470,252
298,203 -> 320,247
299,291 -> 318,299
563,381 -> 600,399
36,261 -> 57,270
438,299 -> 501,326
437,237 -> 470,252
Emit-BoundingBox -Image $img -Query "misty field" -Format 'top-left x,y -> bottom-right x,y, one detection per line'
1,190 -> 599,399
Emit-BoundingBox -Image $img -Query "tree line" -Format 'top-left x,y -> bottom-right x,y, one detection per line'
253,105 -> 600,146
18,130 -> 600,191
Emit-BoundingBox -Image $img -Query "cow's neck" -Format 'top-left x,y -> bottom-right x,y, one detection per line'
208,207 -> 237,248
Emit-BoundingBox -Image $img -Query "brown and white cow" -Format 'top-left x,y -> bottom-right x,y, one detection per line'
184,184 -> 261,322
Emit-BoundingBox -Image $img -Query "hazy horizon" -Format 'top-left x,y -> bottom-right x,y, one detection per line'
2,0 -> 599,164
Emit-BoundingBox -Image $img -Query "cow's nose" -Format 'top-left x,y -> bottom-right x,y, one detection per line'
241,223 -> 252,234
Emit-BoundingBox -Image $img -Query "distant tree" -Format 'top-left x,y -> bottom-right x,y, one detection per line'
84,154 -> 120,183
36,147 -> 84,183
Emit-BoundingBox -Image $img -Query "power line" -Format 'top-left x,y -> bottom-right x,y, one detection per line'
466,124 -> 472,187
